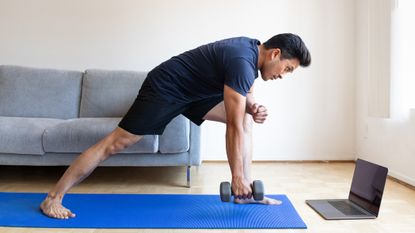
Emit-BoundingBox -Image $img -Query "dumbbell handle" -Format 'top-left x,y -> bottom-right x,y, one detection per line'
229,184 -> 253,196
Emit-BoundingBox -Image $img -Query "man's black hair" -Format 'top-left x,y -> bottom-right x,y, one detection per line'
263,33 -> 311,67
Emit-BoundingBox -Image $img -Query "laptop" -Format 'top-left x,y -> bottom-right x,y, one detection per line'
306,159 -> 388,220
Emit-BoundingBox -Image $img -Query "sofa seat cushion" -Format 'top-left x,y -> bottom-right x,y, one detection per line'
159,115 -> 190,154
0,117 -> 63,155
43,118 -> 158,154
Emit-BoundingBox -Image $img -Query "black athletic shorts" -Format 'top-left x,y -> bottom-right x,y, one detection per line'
118,79 -> 223,135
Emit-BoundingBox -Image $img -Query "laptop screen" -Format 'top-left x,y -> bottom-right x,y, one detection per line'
348,159 -> 388,216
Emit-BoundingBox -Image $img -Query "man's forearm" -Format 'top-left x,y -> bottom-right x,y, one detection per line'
225,124 -> 244,178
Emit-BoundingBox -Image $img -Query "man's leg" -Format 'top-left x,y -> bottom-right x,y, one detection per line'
203,102 -> 281,205
40,127 -> 142,219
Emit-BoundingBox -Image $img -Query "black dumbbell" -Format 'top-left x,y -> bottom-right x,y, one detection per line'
220,180 -> 264,202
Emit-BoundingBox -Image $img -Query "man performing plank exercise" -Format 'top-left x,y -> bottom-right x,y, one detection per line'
40,33 -> 311,219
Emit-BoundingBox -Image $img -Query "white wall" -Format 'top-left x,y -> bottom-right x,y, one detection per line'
0,0 -> 356,161
356,0 -> 415,186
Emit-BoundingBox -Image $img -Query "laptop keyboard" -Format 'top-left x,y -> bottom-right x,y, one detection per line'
328,201 -> 367,216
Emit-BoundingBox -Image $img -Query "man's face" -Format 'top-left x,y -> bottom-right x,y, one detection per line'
260,49 -> 300,81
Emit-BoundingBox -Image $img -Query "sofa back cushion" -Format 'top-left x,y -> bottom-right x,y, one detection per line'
80,69 -> 146,117
0,65 -> 83,119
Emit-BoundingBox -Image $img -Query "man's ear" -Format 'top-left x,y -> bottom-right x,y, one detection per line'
270,48 -> 281,60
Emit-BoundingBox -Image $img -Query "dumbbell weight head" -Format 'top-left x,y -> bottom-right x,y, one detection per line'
220,181 -> 232,202
252,180 -> 264,201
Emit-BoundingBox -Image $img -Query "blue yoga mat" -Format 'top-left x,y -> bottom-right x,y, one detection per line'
0,192 -> 306,229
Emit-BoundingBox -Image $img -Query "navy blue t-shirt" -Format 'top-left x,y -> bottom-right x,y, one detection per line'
147,37 -> 260,103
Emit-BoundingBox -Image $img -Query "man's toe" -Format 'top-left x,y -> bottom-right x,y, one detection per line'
64,211 -> 71,218
47,210 -> 56,218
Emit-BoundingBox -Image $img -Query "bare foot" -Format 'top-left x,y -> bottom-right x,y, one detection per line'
234,196 -> 282,205
40,196 -> 76,219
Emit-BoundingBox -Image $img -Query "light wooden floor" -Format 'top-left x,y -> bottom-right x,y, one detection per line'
1,161 -> 414,233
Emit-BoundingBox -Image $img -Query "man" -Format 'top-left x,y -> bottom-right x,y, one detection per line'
40,33 -> 311,219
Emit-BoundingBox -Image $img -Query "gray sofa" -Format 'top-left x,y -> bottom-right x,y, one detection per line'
0,65 -> 201,186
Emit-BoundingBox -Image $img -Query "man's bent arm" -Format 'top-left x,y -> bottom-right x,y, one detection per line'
246,84 -> 255,114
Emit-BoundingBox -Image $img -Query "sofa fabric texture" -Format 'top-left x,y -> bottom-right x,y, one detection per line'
80,70 -> 146,118
0,65 -> 82,119
0,65 -> 201,168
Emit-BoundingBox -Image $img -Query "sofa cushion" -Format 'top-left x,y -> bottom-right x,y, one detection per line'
159,115 -> 190,153
43,118 -> 158,154
0,65 -> 83,119
80,70 -> 147,117
0,117 -> 63,155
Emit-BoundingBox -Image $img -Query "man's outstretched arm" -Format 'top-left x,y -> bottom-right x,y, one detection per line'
223,84 -> 252,199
